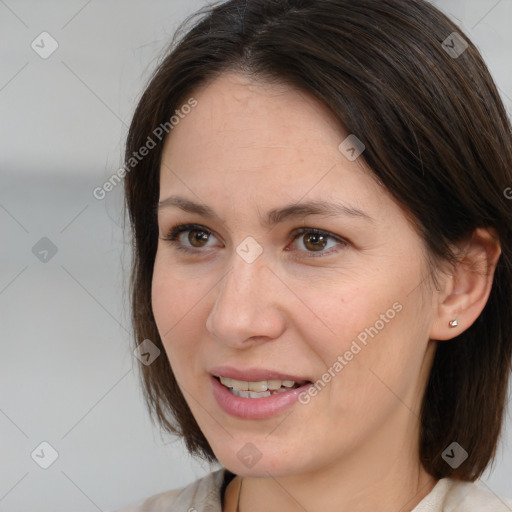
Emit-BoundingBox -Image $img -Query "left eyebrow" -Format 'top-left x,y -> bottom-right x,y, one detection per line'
157,195 -> 374,227
262,200 -> 374,227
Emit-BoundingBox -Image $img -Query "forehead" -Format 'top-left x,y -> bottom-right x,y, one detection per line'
158,72 -> 386,213
163,73 -> 347,164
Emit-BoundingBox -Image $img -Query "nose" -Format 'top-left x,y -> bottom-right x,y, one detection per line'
205,253 -> 287,348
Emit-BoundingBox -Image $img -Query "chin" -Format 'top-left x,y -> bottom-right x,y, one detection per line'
209,436 -> 307,478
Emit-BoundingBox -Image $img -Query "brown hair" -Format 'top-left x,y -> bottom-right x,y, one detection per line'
124,0 -> 512,480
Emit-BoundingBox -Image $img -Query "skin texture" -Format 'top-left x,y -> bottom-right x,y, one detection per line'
152,72 -> 501,512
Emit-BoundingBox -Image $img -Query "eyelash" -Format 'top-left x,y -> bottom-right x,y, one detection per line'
161,223 -> 348,258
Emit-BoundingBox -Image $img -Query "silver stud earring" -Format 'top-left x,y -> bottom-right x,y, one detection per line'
449,319 -> 458,328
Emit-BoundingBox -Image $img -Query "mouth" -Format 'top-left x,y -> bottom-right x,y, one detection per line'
214,375 -> 310,398
209,366 -> 314,419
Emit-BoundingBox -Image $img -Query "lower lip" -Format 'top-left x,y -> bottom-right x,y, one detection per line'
210,375 -> 313,420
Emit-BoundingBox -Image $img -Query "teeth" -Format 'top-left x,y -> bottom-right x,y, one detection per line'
248,381 -> 267,392
219,376 -> 305,392
231,389 -> 271,398
219,377 -> 248,390
267,380 -> 282,390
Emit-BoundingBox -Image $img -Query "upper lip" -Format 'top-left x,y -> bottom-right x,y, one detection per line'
210,365 -> 312,383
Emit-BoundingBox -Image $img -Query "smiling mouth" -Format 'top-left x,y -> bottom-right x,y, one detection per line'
215,376 -> 310,398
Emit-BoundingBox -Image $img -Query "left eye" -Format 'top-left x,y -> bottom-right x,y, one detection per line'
290,227 -> 347,255
162,223 -> 347,257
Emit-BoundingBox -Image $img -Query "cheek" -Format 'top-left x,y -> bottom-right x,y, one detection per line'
293,273 -> 392,357
301,261 -> 430,408
151,257 -> 177,334
151,253 -> 206,369
152,249 -> 205,328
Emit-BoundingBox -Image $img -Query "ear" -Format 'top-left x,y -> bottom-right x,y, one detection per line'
430,227 -> 501,341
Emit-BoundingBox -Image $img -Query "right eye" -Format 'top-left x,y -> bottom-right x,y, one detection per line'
161,223 -> 221,253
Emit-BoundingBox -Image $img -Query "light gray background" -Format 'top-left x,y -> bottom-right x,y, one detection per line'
1,1 -> 511,510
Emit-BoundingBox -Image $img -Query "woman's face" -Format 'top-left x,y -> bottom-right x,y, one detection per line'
152,72 -> 439,478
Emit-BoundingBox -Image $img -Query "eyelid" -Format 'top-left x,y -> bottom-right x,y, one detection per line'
161,223 -> 221,253
161,222 -> 348,257
289,227 -> 348,257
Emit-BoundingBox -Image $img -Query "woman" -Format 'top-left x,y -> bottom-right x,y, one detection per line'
118,0 -> 512,510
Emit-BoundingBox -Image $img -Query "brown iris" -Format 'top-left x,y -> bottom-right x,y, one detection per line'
188,229 -> 209,247
302,232 -> 328,252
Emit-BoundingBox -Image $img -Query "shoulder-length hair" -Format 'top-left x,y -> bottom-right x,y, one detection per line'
124,0 -> 512,480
